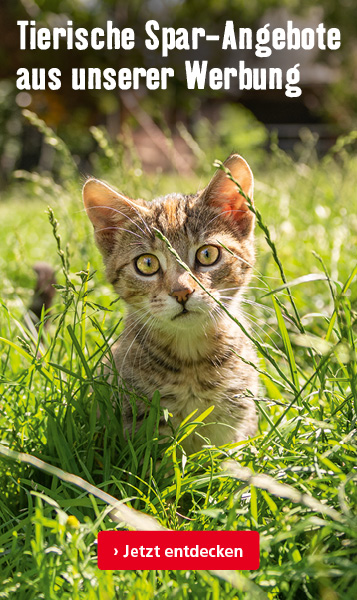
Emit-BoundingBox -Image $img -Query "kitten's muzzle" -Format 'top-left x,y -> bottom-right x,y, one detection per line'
170,287 -> 194,305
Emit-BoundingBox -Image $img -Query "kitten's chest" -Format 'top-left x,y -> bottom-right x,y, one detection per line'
139,359 -> 233,420
156,362 -> 256,451
116,332 -> 254,409
116,336 -> 257,450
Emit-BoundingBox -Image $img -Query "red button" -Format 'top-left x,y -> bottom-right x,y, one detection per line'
98,530 -> 259,570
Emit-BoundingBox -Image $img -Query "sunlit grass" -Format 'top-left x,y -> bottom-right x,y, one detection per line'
0,114 -> 356,599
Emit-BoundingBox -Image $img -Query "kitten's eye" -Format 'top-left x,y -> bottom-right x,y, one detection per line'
196,245 -> 220,266
135,254 -> 160,276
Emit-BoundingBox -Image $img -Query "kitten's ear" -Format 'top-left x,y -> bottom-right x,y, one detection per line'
203,155 -> 254,236
83,179 -> 148,255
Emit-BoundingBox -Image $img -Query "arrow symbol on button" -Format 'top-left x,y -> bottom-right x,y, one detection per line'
114,548 -> 118,556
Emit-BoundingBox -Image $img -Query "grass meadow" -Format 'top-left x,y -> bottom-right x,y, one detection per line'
0,114 -> 356,599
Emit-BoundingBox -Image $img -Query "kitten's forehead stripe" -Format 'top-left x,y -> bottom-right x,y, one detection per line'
165,195 -> 180,228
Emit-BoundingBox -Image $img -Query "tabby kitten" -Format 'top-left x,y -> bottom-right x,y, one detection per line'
83,155 -> 258,453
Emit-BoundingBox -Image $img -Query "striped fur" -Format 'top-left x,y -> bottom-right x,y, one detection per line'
83,155 -> 258,453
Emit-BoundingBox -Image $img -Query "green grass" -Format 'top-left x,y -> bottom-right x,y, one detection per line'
0,115 -> 356,599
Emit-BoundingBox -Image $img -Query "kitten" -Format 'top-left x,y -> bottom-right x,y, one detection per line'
83,155 -> 258,453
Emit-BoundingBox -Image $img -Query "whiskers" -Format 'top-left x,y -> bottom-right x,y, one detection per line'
199,207 -> 247,231
242,297 -> 294,327
218,295 -> 281,348
94,225 -> 145,241
83,204 -> 153,240
208,304 -> 224,329
119,308 -> 153,374
116,305 -> 151,346
135,319 -> 159,387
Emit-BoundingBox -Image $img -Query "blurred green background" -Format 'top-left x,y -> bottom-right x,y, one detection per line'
0,0 -> 356,186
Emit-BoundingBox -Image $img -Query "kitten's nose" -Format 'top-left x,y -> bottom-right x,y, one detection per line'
170,287 -> 194,304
